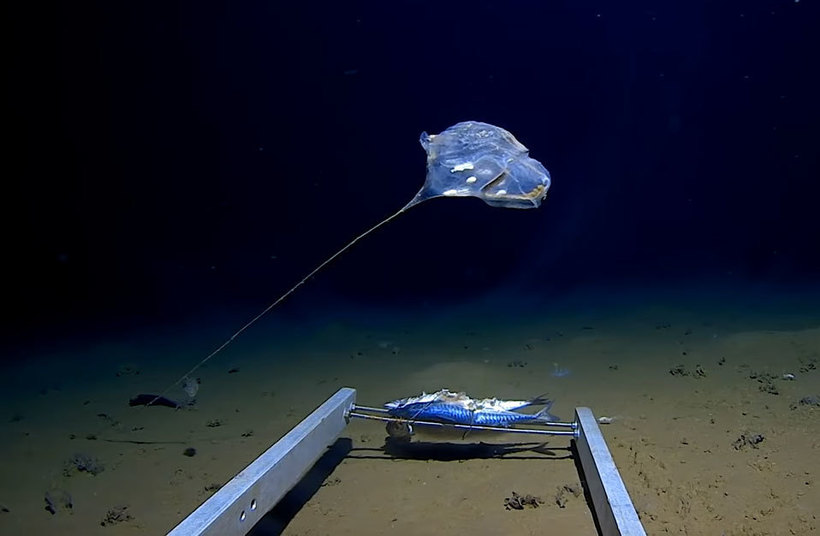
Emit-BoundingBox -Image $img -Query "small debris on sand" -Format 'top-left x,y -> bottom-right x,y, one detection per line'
115,364 -> 140,377
64,453 -> 104,476
504,491 -> 543,510
101,505 -> 133,526
183,376 -> 201,399
669,364 -> 706,378
44,490 -> 73,515
554,483 -> 582,508
797,357 -> 817,373
555,484 -> 583,508
790,395 -> 820,409
748,370 -> 780,395
732,433 -> 765,450
669,364 -> 688,376
551,363 -> 571,378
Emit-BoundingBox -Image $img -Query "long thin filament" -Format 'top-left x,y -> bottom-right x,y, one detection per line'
148,203 -> 415,406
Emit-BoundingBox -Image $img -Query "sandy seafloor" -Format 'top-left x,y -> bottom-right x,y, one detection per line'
1,284 -> 819,535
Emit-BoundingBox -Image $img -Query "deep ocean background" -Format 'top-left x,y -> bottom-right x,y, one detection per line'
4,3 -> 820,534
6,0 -> 820,348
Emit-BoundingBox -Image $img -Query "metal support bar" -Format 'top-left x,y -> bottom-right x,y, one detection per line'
167,387 -> 356,536
574,407 -> 646,536
168,391 -> 646,536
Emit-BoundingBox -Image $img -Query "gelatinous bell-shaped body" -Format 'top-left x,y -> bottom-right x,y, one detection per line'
405,121 -> 552,210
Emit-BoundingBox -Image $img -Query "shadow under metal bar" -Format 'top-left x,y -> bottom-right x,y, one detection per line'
574,407 -> 647,536
167,387 -> 356,536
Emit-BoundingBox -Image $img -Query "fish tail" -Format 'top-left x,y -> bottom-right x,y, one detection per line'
533,400 -> 560,423
528,394 -> 551,407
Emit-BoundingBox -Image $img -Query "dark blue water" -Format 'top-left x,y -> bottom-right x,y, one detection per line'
4,4 -> 820,532
8,2 -> 820,351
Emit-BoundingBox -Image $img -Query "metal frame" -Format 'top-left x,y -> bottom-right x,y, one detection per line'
168,388 -> 356,536
167,387 -> 645,536
574,407 -> 647,536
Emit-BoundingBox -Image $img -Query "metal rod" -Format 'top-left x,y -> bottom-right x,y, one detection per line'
350,404 -> 577,429
351,405 -> 392,414
348,410 -> 577,437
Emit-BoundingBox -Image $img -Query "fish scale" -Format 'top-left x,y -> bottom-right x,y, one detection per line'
387,401 -> 558,427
